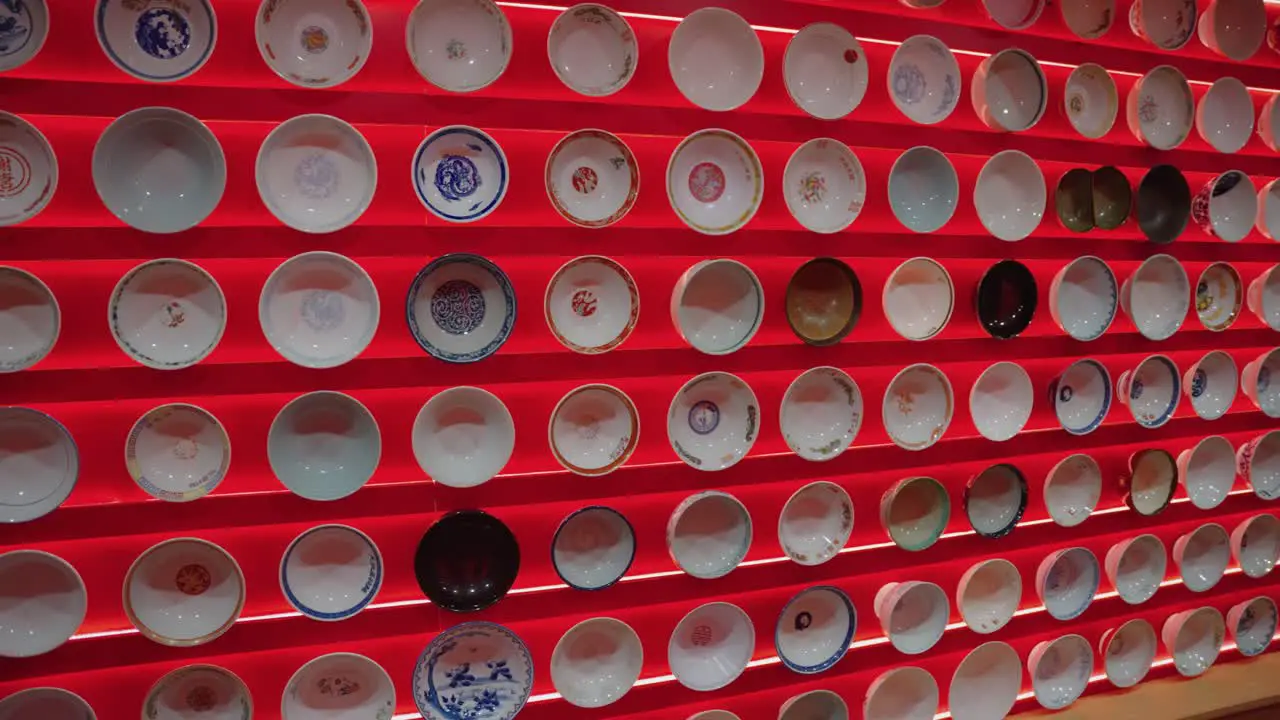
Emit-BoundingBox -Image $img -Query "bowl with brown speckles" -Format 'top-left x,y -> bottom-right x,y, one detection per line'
1092,166 -> 1131,230
785,257 -> 861,346
1055,168 -> 1094,232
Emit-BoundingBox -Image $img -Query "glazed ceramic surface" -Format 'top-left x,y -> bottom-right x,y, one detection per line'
283,652 -> 394,720
0,407 -> 77,524
774,585 -> 856,674
1198,0 -> 1266,61
1135,164 -> 1191,244
1092,166 -> 1131,230
948,642 -> 1021,720
407,0 -> 511,93
667,602 -> 755,691
1126,64 -> 1194,150
96,0 -> 215,82
969,361 -> 1033,442
974,151 -> 1044,242
983,0 -> 1046,28
875,581 -> 948,655
1064,63 -> 1117,139
780,367 -> 862,461
0,688 -> 94,720
545,255 -> 637,353
123,538 -> 245,646
547,4 -> 636,97
883,257 -> 954,341
267,391 -> 381,501
778,690 -> 849,720
1056,168 -> 1094,232
971,49 -> 1047,132
413,510 -> 519,612
1052,359 -> 1112,435
414,623 -> 531,719
1229,596 -> 1277,657
1197,77 -> 1253,153
957,558 -> 1020,634
784,23 -> 868,120
965,463 -> 1027,538
0,550 -> 85,657
888,147 -> 958,233
1028,634 -> 1092,710
863,666 -> 938,720
552,505 -> 635,590
881,476 -> 950,551
667,490 -> 752,579
545,130 -> 638,228
783,138 -> 865,234
144,664 -> 252,720
0,0 -> 48,72
280,524 -> 382,621
0,112 -> 57,226
408,254 -> 516,363
549,384 -> 638,476
667,372 -> 759,471
1192,170 -> 1256,243
1130,0 -> 1197,50
110,259 -> 225,370
413,125 -> 509,222
256,114 -> 376,233
126,403 -> 230,502
256,0 -> 372,88
883,364 -> 953,450
1239,430 -> 1280,500
260,252 -> 379,368
1100,619 -> 1158,688
1044,453 -> 1102,527
0,267 -> 57,372
1036,547 -> 1100,620
888,35 -> 960,125
1196,262 -> 1242,332
1125,448 -> 1178,516
666,129 -> 763,234
784,257 -> 861,345
671,259 -> 763,354
1243,348 -> 1280,417
412,386 -> 515,487
1050,256 -> 1116,341
668,8 -> 763,111
1259,179 -> 1280,240
778,481 -> 854,566
1105,534 -> 1166,605
1117,354 -> 1180,429
550,617 -> 643,708
1178,435 -> 1236,510
1233,514 -> 1280,578
1175,523 -> 1230,592
1120,253 -> 1189,341
976,260 -> 1037,339
1163,607 -> 1224,677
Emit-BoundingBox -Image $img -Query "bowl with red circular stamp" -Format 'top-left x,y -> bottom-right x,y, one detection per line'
124,537 -> 245,646
784,22 -> 868,121
667,601 -> 755,691
779,690 -> 849,720
256,0 -> 372,88
285,652 -> 395,720
0,549 -> 85,658
667,129 -> 763,235
0,688 -> 95,720
0,112 -> 57,226
0,0 -> 50,73
545,255 -> 638,354
143,664 -> 252,720
127,403 -> 231,503
546,130 -> 638,228
549,383 -> 639,476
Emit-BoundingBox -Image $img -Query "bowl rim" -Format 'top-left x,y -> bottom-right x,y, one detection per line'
96,0 -> 217,83
0,110 -> 59,227
883,256 -> 955,340
125,402 -> 230,502
782,22 -> 868,120
665,128 -> 764,234
543,129 -> 639,228
546,3 -> 638,98
550,504 -> 636,590
412,124 -> 509,223
666,7 -> 763,112
406,0 -> 512,93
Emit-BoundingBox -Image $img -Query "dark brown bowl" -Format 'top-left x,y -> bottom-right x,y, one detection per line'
1092,166 -> 1131,230
1055,168 -> 1094,233
785,257 -> 862,346
1136,164 -> 1191,244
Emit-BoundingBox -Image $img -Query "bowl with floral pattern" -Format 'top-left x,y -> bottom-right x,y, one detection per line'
888,35 -> 960,125
284,652 -> 394,720
408,253 -> 516,363
256,0 -> 372,88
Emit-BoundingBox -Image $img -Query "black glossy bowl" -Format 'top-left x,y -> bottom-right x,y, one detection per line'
414,509 -> 520,612
976,260 -> 1038,339
1136,164 -> 1191,244
964,463 -> 1028,539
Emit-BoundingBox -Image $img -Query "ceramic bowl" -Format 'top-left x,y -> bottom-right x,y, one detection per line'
123,537 -> 244,646
666,129 -> 763,235
668,7 -> 762,111
863,666 -> 938,720
888,35 -> 960,125
1092,166 -> 1131,230
785,257 -> 861,345
1192,170 -> 1256,243
1178,435 -> 1236,509
883,364 -> 954,451
260,251 -> 379,368
1163,607 -> 1225,677
667,490 -> 752,579
1051,358 -> 1112,435
408,253 -> 516,363
779,691 -> 849,720
883,257 -> 954,341
971,49 -> 1047,133
1239,429 -> 1280,500
1064,63 -> 1117,138
974,151 -> 1045,241
1105,534 -> 1166,605
775,585 -> 856,674
1116,354 -> 1180,429
412,386 -> 514,487
671,259 -> 763,354
0,112 -> 57,226
874,581 -> 948,655
0,688 -> 94,720
1183,350 -> 1237,421
949,642 -> 1021,720
126,403 -> 230,502
688,713 -> 741,720
548,4 -> 636,97
1126,65 -> 1193,150
0,266 -> 58,372
0,407 -> 77,524
1130,0 -> 1197,49
1135,164 -> 1191,244
1242,347 -> 1280,417
957,558 -> 1020,634
1261,95 -> 1280,152
256,114 -> 376,233
407,0 -> 511,93
110,259 -> 225,369
668,601 -> 755,691
551,617 -> 643,708
780,367 -> 862,461
1050,256 -> 1117,341
144,664 -> 252,720
96,0 -> 215,82
549,384 -> 638,476
1196,77 -> 1253,154
552,505 -> 635,590
256,0 -> 371,88
268,391 -> 381,501
1229,596 -> 1277,657
280,524 -> 382,621
1174,523 -> 1230,592
545,130 -> 638,228
983,0 -> 1045,28
93,107 -> 225,233
545,255 -> 638,354
1257,179 -> 1280,240
1099,618 -> 1157,688
778,481 -> 854,566
414,623 -> 529,718
413,125 -> 509,223
1199,0 -> 1266,61
901,0 -> 947,6
880,476 -> 950,551
1044,453 -> 1102,527
0,0 -> 49,72
1055,168 -> 1094,232
1028,634 -> 1092,710
286,652 -> 395,720
976,260 -> 1037,339
668,372 -> 759,471
413,510 -> 519,612
888,147 -> 958,233
0,550 -> 85,657
1036,546 -> 1100,620
1124,448 -> 1178,516
969,362 -> 1033,442
964,463 -> 1028,538
783,138 -> 866,234
1232,513 -> 1280,578
1196,262 -> 1242,332
1120,254 -> 1190,341
784,22 -> 868,120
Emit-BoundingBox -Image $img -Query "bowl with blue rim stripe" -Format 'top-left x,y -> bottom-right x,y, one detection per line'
413,125 -> 509,223
774,585 -> 855,674
1051,358 -> 1112,435
279,524 -> 382,622
407,253 -> 516,363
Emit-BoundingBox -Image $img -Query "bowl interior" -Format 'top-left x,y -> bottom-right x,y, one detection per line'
668,603 -> 754,691
1129,256 -> 1190,339
285,652 -> 394,719
146,666 -> 251,720
668,8 -> 763,111
1031,635 -> 1091,709
1055,168 -> 1094,231
260,253 -> 379,368
1126,357 -> 1180,429
413,387 -> 514,488
864,666 -> 938,720
0,551 -> 85,657
1136,165 -> 1191,243
414,512 -> 519,611
1260,182 -> 1280,239
1183,435 -> 1235,508
0,115 -> 56,225
282,525 -> 381,619
1172,609 -> 1224,675
779,482 -> 854,565
1198,78 -> 1253,153
960,560 -> 1021,633
548,5 -> 636,96
974,153 -> 1045,241
976,260 -> 1037,339
1189,350 -> 1237,419
883,365 -> 954,449
970,363 -> 1033,442
113,260 -> 225,369
984,0 -> 1044,28
546,256 -> 636,353
127,540 -> 242,643
884,258 -> 953,340
413,127 -> 508,222
257,0 -> 371,87
1054,361 -> 1110,434
781,368 -> 862,461
0,689 -> 94,720
981,50 -> 1046,130
1091,166 -> 1131,229
1054,257 -> 1116,339
128,404 -> 229,501
1041,548 -> 1099,619
407,0 -> 511,92
886,478 -> 949,550
670,493 -> 751,578
780,691 -> 849,720
1065,64 -> 1117,137
667,131 -> 762,234
551,618 -> 643,708
775,587 -> 855,672
1127,447 -> 1176,515
1196,263 -> 1241,331
553,506 -> 635,589
949,642 -> 1021,720
888,148 -> 958,232
886,583 -> 948,653
1204,171 -> 1256,242
1045,454 -> 1102,526
1207,0 -> 1266,60
889,36 -> 960,124
409,255 -> 514,362
966,464 -> 1025,537
785,258 -> 861,344
1113,535 -> 1166,602
1181,525 -> 1230,590
1240,515 -> 1280,577
668,372 -> 758,471
1256,350 -> 1280,414
1104,620 -> 1157,687
676,261 -> 762,353
269,392 -> 380,500
784,23 -> 868,120
257,115 -> 376,232
547,132 -> 637,227
1134,66 -> 1193,148
0,408 -> 77,512
1249,432 -> 1280,500
783,139 -> 866,234
1233,597 -> 1277,655
550,385 -> 636,475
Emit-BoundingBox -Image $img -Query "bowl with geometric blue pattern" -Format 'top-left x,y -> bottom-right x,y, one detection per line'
407,253 -> 516,363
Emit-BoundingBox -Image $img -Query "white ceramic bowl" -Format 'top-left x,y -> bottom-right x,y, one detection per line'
1182,349 -> 1237,420
1125,448 -> 1177,516
96,0 -> 215,82
407,0 -> 512,93
1174,523 -> 1230,592
784,23 -> 868,120
1062,0 -> 1115,38
957,558 -> 1020,634
1196,262 -> 1242,332
1178,435 -> 1235,509
1036,546 -> 1100,620
412,125 -> 508,223
1242,347 -> 1280,417
971,49 -> 1047,132
256,0 -> 372,88
668,601 -> 755,691
1050,255 -> 1117,341
545,255 -> 638,354
0,266 -> 58,372
412,386 -> 513,487
668,8 -> 763,111
880,476 -> 950,551
671,259 -> 763,354
1228,596 -> 1277,657
863,666 -> 938,720
1198,0 -> 1266,61
1259,180 -> 1280,240
888,35 -> 960,125
0,0 -> 49,72
1261,95 -> 1280,152
974,150 -> 1045,241
1232,513 -> 1280,578
1064,63 -> 1118,139
883,364 -> 954,450
549,384 -> 638,476
668,372 -> 759,471
969,361 -> 1033,442
552,505 -> 635,590
551,617 -> 643,708
0,550 -> 85,657
1116,354 -> 1180,428
93,107 -> 225,233
883,257 -> 954,341
0,112 -> 57,226
126,403 -> 230,502
144,664 -> 252,720
545,130 -> 638,228
259,251 -> 379,368
888,147 -> 958,233
778,481 -> 854,566
280,524 -> 382,621
779,691 -> 849,720
1248,265 -> 1280,332
781,367 -> 862,461
1196,77 -> 1253,154
268,391 -> 381,501
110,258 -> 225,369
124,537 -> 244,646
1163,607 -> 1225,677
667,129 -> 763,235
667,490 -> 752,579
548,4 -> 636,97
1130,0 -> 1197,49
1192,170 -> 1256,243
1028,635 -> 1091,710
1120,253 -> 1189,341
1044,453 -> 1102,527
0,407 -> 77,524
413,622 -> 530,719
875,581 -> 948,655
1051,359 -> 1112,435
783,138 -> 866,234
0,688 -> 94,720
284,652 -> 395,720
256,114 -> 376,233
688,713 -> 741,720
1239,429 -> 1280,500
1126,65 -> 1193,150
983,0 -> 1046,28
949,642 -> 1021,720
1105,534 -> 1166,605
775,585 -> 856,673
1100,618 -> 1157,688
965,463 -> 1027,538
407,253 -> 515,363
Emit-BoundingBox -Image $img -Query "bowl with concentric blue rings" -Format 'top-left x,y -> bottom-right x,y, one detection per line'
407,253 -> 516,363
412,125 -> 509,223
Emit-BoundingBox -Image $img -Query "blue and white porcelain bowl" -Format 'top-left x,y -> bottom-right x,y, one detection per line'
1117,354 -> 1180,429
96,0 -> 216,82
0,0 -> 49,72
259,252 -> 380,369
256,114 -> 377,234
414,622 -> 533,720
1051,358 -> 1111,435
413,125 -> 509,223
283,652 -> 394,720
1050,255 -> 1117,341
280,524 -> 382,622
1035,546 -> 1100,621
256,0 -> 373,88
775,585 -> 855,674
888,35 -> 960,125
407,253 -> 515,363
